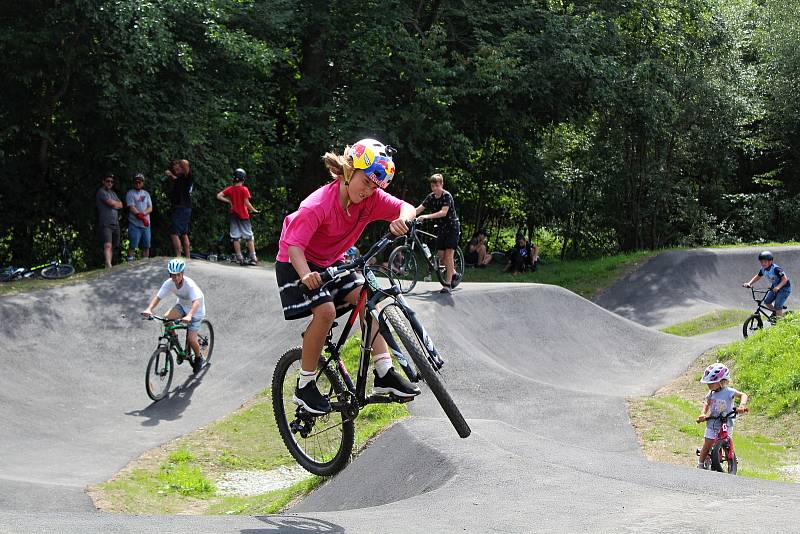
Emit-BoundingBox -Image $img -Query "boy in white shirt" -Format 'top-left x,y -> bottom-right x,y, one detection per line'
141,258 -> 207,373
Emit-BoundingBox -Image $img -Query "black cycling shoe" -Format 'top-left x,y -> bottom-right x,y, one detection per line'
373,368 -> 421,398
450,273 -> 462,289
191,355 -> 205,374
293,380 -> 332,415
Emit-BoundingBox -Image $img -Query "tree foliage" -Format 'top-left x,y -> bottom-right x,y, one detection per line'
0,0 -> 798,267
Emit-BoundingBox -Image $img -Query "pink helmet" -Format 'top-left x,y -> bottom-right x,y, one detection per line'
700,363 -> 730,384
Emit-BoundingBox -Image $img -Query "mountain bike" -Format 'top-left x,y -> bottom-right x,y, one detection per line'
696,410 -> 743,474
141,314 -> 215,401
742,287 -> 788,338
0,238 -> 75,282
271,230 -> 471,476
386,219 -> 464,293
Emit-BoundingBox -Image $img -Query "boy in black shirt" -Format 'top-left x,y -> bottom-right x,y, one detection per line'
416,174 -> 461,293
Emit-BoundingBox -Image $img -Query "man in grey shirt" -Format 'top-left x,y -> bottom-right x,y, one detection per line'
96,173 -> 123,268
125,173 -> 153,261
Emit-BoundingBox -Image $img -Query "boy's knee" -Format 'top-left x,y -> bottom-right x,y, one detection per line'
312,303 -> 336,323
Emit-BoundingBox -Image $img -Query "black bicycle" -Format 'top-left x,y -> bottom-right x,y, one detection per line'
0,238 -> 75,282
742,286 -> 788,338
141,314 -> 215,401
386,219 -> 464,293
271,230 -> 471,476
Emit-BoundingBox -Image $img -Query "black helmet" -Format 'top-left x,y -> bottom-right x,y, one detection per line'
234,168 -> 246,182
758,250 -> 774,261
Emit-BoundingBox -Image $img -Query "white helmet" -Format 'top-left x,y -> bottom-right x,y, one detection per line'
167,258 -> 186,274
700,363 -> 730,384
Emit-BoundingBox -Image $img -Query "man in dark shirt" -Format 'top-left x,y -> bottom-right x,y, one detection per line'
165,159 -> 193,257
96,173 -> 123,269
415,173 -> 461,293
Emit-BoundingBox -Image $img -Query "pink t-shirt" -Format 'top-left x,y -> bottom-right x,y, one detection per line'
277,181 -> 405,267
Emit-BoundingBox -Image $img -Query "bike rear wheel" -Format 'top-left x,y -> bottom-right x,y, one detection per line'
742,314 -> 763,338
197,320 -> 215,365
272,347 -> 355,476
383,305 -> 471,438
41,263 -> 75,280
434,247 -> 465,286
388,245 -> 418,294
145,346 -> 174,401
710,440 -> 737,474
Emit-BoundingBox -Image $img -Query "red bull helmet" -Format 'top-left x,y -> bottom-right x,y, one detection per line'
346,138 -> 396,189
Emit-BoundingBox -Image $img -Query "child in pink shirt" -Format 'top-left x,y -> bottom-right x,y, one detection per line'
275,139 -> 419,414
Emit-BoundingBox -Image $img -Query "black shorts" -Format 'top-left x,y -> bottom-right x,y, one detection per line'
99,225 -> 120,246
276,260 -> 364,320
435,225 -> 461,251
170,206 -> 192,235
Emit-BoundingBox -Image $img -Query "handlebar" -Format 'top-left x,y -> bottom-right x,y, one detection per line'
141,313 -> 186,327
303,221 -> 421,291
703,409 -> 743,422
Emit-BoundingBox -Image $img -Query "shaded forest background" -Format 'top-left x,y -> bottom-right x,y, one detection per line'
2,0 -> 800,268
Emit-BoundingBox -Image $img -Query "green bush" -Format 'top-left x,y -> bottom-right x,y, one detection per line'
719,314 -> 800,416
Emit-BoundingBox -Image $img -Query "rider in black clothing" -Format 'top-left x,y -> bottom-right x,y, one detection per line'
415,173 -> 461,293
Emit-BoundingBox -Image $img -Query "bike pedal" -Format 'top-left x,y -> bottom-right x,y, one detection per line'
389,393 -> 415,404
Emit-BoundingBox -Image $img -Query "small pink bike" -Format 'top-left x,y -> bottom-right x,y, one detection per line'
696,410 -> 741,474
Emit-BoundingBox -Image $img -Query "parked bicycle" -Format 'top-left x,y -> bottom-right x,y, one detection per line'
0,238 -> 75,282
742,287 -> 788,338
271,229 -> 471,476
696,410 -> 742,474
141,314 -> 215,401
386,219 -> 464,293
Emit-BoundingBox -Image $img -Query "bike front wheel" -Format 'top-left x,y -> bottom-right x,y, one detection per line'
41,263 -> 75,279
272,348 -> 355,476
145,346 -> 174,401
710,440 -> 737,474
742,314 -> 763,338
197,320 -> 215,364
388,245 -> 418,294
383,305 -> 471,438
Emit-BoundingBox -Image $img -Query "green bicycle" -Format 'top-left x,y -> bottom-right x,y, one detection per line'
142,315 -> 215,401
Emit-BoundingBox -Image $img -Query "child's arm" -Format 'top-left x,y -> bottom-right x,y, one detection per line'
696,399 -> 711,423
743,274 -> 762,288
216,191 -> 231,205
288,246 -> 322,289
414,204 -> 426,217
734,391 -> 749,413
775,274 -> 789,292
142,295 -> 162,316
245,199 -> 259,213
419,204 -> 450,221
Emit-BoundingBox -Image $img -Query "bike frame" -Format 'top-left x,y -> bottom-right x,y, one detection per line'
750,287 -> 786,321
157,320 -> 191,360
398,222 -> 444,276
316,256 -> 445,414
708,410 -> 737,460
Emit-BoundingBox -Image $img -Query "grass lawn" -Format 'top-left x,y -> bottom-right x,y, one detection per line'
89,336 -> 408,515
661,309 -> 752,337
463,250 -> 655,298
628,350 -> 800,481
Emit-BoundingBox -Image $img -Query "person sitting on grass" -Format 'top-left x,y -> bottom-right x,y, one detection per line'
465,230 -> 491,268
695,363 -> 748,470
506,233 -> 538,274
216,168 -> 259,265
743,250 -> 791,320
141,258 -> 207,374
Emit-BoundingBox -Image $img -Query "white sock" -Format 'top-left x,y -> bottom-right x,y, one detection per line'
374,353 -> 392,378
298,369 -> 316,388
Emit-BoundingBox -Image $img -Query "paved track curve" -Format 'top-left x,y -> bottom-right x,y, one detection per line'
1,250 -> 799,533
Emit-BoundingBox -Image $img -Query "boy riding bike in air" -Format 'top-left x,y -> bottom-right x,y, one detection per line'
743,250 -> 791,319
141,259 -> 208,374
696,363 -> 748,469
275,138 -> 420,415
